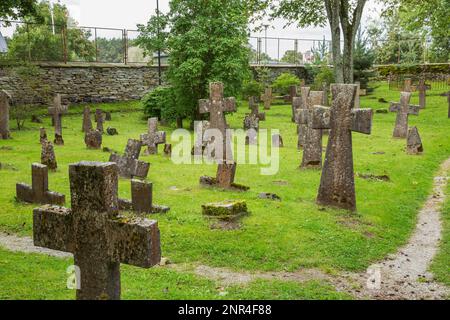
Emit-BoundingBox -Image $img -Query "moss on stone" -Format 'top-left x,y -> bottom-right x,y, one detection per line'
202,200 -> 248,220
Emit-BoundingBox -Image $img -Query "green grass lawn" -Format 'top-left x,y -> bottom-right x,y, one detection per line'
0,81 -> 449,299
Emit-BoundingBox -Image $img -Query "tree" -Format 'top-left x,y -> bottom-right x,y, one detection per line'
353,28 -> 374,88
0,0 -> 37,20
7,1 -> 95,62
250,0 -> 369,83
137,0 -> 251,123
281,50 -> 303,64
311,37 -> 330,64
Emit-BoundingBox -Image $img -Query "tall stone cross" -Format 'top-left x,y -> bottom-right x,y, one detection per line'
403,78 -> 412,92
312,84 -> 373,211
249,97 -> 265,121
0,90 -> 11,139
296,90 -> 324,169
140,118 -> 166,155
321,82 -> 329,106
109,139 -> 150,179
33,162 -> 161,300
285,85 -> 298,104
16,163 -> 65,205
95,109 -> 104,134
260,87 -> 273,110
389,92 -> 420,138
292,93 -> 302,124
82,106 -> 92,132
417,78 -> 430,109
294,86 -> 311,149
48,94 -> 68,145
354,82 -> 361,109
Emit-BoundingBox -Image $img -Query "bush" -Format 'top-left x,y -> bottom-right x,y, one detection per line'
142,86 -> 178,123
272,73 -> 301,95
313,64 -> 335,90
241,80 -> 263,100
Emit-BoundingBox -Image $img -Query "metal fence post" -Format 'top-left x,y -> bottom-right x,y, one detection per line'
94,27 -> 98,62
26,22 -> 31,61
294,39 -> 298,65
62,25 -> 68,63
123,29 -> 128,65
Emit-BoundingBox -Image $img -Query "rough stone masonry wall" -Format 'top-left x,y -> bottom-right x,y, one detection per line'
0,62 -> 305,106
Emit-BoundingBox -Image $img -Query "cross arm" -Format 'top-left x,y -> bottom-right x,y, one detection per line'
223,97 -> 237,113
295,108 -> 308,125
408,104 -> 421,115
108,217 -> 161,268
33,205 -> 74,253
311,105 -> 331,129
389,102 -> 401,112
351,108 -> 373,134
199,99 -> 210,114
155,131 -> 166,144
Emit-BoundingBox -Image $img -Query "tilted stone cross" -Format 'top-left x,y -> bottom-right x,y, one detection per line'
82,106 -> 92,132
296,90 -> 324,169
48,94 -> 68,145
16,163 -> 65,205
417,78 -> 430,109
294,87 -> 311,149
260,87 -> 273,110
249,97 -> 265,121
140,118 -> 166,155
0,90 -> 11,139
389,92 -> 420,138
118,179 -> 170,214
33,162 -> 161,300
312,84 -> 373,211
109,139 -> 150,179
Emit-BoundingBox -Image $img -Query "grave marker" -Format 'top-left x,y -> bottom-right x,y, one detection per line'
417,78 -> 430,109
109,139 -> 150,179
41,140 -> 57,170
95,109 -> 104,134
48,94 -> 68,145
295,86 -> 311,149
0,90 -> 11,139
389,92 -> 420,138
82,106 -> 92,132
248,97 -> 265,121
140,118 -> 166,155
261,87 -> 273,110
118,179 -> 170,214
406,126 -> 423,155
85,129 -> 102,149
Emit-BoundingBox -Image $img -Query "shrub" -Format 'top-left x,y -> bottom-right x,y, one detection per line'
241,80 -> 263,100
313,64 -> 335,90
272,73 -> 301,95
141,86 -> 178,123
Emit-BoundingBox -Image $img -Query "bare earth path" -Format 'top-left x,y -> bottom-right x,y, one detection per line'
1,158 -> 449,299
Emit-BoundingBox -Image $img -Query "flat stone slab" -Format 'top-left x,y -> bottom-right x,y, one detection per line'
258,193 -> 281,201
202,200 -> 248,221
199,176 -> 250,191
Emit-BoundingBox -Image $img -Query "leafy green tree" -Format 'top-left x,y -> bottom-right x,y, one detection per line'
272,72 -> 301,95
311,37 -> 330,64
281,50 -> 303,64
137,0 -> 251,122
7,1 -> 95,62
353,28 -> 375,88
96,37 -> 124,63
0,0 -> 37,20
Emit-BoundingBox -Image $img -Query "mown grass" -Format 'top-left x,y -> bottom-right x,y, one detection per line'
0,81 -> 449,299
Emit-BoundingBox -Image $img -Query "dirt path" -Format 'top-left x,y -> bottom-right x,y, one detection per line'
1,158 -> 449,299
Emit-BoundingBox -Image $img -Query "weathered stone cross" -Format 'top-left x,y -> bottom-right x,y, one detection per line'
286,85 -> 298,104
82,106 -> 92,132
312,84 -> 373,211
118,179 -> 170,214
0,90 -> 11,139
248,97 -> 265,121
33,162 -> 161,300
417,78 -> 430,109
389,92 -> 420,138
296,90 -> 324,169
95,109 -> 104,134
294,86 -> 311,149
16,163 -> 65,205
140,118 -> 166,155
403,78 -> 412,92
48,94 -> 68,145
109,139 -> 150,179
260,87 -> 273,110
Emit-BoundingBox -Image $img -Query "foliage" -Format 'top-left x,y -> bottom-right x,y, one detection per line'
0,0 -> 37,20
249,48 -> 273,63
313,63 -> 335,90
141,86 -> 178,123
310,37 -> 330,65
253,66 -> 272,86
241,79 -> 264,100
353,28 -> 375,89
137,0 -> 251,121
272,72 -> 301,94
281,50 -> 303,64
6,1 -> 95,62
376,63 -> 450,77
96,37 -> 124,63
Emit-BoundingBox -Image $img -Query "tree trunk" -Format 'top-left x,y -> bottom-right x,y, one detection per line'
325,0 -> 344,83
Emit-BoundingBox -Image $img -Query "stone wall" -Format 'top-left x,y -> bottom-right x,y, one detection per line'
0,62 -> 306,106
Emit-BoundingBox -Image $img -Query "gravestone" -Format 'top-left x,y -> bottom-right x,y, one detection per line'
16,163 -> 65,205
322,82 -> 329,106
109,139 -> 150,179
105,112 -> 112,121
417,78 -> 430,109
292,94 -> 302,124
199,82 -> 248,190
192,121 -> 210,157
285,85 -> 298,104
41,140 -> 57,170
297,90 -> 323,169
248,97 -> 265,121
354,82 -> 361,109
33,162 -> 161,300
448,91 -> 450,119
140,118 -> 166,155
261,87 -> 273,110
85,129 -> 102,149
389,92 -> 420,138
404,78 -> 412,92
82,106 -> 92,132
163,144 -> 172,157
95,109 -> 104,134
406,126 -> 423,155
118,179 -> 170,214
272,133 -> 283,148
106,127 -> 119,136
312,84 -> 373,211
244,115 -> 259,145
0,90 -> 11,139
40,127 -> 47,144
48,94 -> 68,128
295,86 -> 311,149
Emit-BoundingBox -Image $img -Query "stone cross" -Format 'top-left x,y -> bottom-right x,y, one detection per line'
40,127 -> 47,144
403,78 -> 412,92
448,91 -> 450,119
322,82 -> 329,106
95,109 -> 104,134
260,87 -> 273,110
354,82 -> 361,109
85,129 -> 102,149
406,126 -> 423,155
285,85 -> 298,104
109,139 -> 150,179
140,118 -> 166,155
16,163 -> 65,205
48,94 -> 68,145
82,106 -> 92,132
249,97 -> 265,121
312,84 -> 373,211
296,90 -> 323,169
118,179 -> 170,214
417,78 -> 430,109
33,162 -> 161,300
41,140 -> 58,170
0,90 -> 11,139
389,92 -> 420,138
292,94 -> 302,124
295,86 -> 311,149
193,121 -> 210,157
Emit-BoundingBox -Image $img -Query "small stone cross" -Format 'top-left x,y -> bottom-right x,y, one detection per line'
260,87 -> 273,110
0,90 -> 11,139
417,78 -> 430,109
249,97 -> 265,121
33,162 -> 161,300
118,179 -> 170,214
109,139 -> 150,179
140,118 -> 166,155
389,92 -> 420,138
48,94 -> 68,145
294,86 -> 311,149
